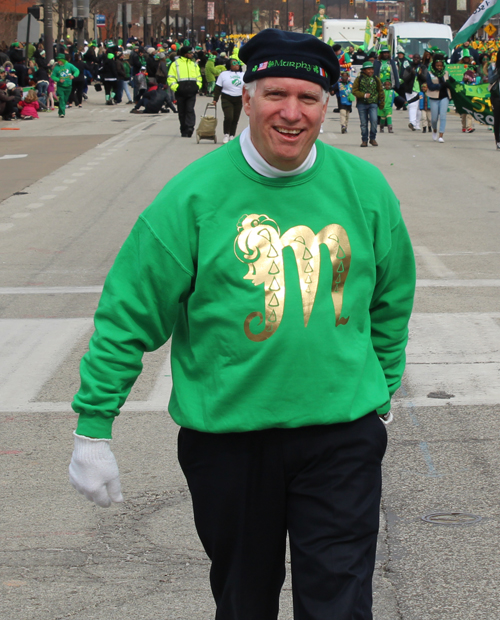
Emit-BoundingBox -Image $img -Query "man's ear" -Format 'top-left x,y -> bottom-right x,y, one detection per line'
242,87 -> 252,117
321,96 -> 329,124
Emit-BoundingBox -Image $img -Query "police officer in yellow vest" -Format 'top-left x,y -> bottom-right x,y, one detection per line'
167,45 -> 203,138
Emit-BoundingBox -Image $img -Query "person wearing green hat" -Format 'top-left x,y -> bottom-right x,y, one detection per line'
450,40 -> 479,64
50,54 -> 79,117
306,3 -> 328,38
100,51 -> 119,105
352,61 -> 385,146
204,52 -> 224,96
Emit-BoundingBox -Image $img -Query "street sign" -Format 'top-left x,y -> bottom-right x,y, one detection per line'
207,1 -> 214,20
96,14 -> 106,27
484,23 -> 497,36
443,15 -> 451,24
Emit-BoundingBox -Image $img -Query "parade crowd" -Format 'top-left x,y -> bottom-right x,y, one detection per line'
0,32 -> 499,149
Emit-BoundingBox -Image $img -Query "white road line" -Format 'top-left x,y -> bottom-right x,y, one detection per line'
0,286 -> 103,295
11,213 -> 30,218
79,167 -> 92,171
0,154 -> 28,160
26,203 -> 44,209
40,194 -> 56,200
0,318 -> 91,410
63,179 -> 77,184
0,313 -> 498,414
416,279 -> 500,287
0,223 -> 15,232
53,186 -> 68,191
72,173 -> 85,177
413,246 -> 455,278
397,312 -> 500,408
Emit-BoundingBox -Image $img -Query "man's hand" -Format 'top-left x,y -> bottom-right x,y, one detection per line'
69,433 -> 124,507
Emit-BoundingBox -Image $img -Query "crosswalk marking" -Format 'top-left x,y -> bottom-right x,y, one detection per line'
0,314 -> 498,414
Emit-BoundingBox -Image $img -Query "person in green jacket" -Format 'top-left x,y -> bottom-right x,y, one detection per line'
69,29 -> 415,620
50,53 -> 79,117
204,53 -> 224,95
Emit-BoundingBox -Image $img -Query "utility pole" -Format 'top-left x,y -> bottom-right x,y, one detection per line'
122,3 -> 128,43
43,0 -> 54,61
191,0 -> 194,43
75,0 -> 88,48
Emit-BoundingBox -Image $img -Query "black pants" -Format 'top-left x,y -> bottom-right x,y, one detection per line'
492,94 -> 500,143
104,80 -> 116,100
178,411 -> 387,620
70,80 -> 85,105
221,93 -> 242,136
176,91 -> 197,136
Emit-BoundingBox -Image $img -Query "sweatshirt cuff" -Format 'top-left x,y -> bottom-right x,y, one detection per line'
376,400 -> 391,416
75,412 -> 114,439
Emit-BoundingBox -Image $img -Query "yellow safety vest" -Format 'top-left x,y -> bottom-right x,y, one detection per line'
167,57 -> 202,92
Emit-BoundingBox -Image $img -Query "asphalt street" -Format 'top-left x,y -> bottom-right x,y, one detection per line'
1,87 -> 499,620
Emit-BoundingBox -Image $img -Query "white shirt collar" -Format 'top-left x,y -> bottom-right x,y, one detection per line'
239,126 -> 317,178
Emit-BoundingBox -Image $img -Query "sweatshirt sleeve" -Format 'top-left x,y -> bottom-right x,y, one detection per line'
72,217 -> 194,439
370,215 -> 416,415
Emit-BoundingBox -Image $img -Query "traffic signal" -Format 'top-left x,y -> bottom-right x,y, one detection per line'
65,18 -> 76,29
28,6 -> 40,19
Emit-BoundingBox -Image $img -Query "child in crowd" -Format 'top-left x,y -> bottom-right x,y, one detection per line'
378,80 -> 395,133
47,73 -> 56,110
17,89 -> 40,119
135,66 -> 148,100
332,71 -> 354,134
419,82 -> 431,133
461,68 -> 476,133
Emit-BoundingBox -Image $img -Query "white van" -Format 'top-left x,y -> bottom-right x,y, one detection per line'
322,19 -> 373,52
387,22 -> 453,58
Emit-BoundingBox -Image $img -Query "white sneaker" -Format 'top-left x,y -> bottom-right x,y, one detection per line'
496,142 -> 500,150
223,134 -> 229,144
229,135 -> 235,140
438,137 -> 444,143
432,131 -> 438,141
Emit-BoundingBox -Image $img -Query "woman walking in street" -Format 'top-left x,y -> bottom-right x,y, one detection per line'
212,58 -> 245,143
426,55 -> 450,143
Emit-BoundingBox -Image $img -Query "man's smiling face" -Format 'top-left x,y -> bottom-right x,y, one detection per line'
242,77 -> 328,171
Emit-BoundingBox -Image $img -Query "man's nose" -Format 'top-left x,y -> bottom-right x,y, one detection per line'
279,97 -> 302,122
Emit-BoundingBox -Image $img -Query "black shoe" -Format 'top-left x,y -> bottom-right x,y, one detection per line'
422,127 -> 427,133
333,108 -> 339,113
126,100 -> 134,104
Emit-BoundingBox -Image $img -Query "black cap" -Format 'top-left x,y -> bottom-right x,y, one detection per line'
179,45 -> 193,56
239,29 -> 339,90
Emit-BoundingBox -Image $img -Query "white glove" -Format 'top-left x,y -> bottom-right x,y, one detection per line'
379,411 -> 394,425
69,432 -> 124,508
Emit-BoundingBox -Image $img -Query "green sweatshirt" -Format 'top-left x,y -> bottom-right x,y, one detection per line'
73,139 -> 415,439
50,61 -> 79,86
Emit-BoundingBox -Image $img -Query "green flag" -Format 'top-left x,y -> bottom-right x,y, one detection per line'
451,0 -> 500,48
364,17 -> 371,49
447,77 -> 495,126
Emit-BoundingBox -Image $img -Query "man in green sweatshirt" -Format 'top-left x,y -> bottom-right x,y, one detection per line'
69,29 -> 415,620
50,53 -> 79,117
